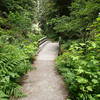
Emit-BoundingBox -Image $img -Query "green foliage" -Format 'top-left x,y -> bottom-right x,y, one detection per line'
0,91 -> 8,100
8,12 -> 32,33
0,43 -> 30,98
56,38 -> 100,99
56,17 -> 100,100
46,0 -> 100,40
0,33 -> 43,99
87,15 -> 100,39
0,0 -> 44,99
0,0 -> 100,100
0,0 -> 35,13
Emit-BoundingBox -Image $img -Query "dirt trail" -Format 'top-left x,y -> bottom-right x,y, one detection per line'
18,41 -> 68,100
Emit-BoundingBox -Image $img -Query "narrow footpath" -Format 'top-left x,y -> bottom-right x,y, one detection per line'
18,41 -> 68,100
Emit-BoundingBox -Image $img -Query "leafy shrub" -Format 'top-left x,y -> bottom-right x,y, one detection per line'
47,0 -> 100,40
0,33 -> 43,99
8,12 -> 32,33
56,36 -> 100,100
20,34 -> 43,62
0,43 -> 31,99
56,16 -> 100,100
0,0 -> 44,99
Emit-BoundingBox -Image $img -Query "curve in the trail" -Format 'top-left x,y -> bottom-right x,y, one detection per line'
18,41 -> 68,100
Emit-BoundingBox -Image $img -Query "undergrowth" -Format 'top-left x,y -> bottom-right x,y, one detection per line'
0,14 -> 43,99
56,17 -> 100,100
0,34 -> 43,100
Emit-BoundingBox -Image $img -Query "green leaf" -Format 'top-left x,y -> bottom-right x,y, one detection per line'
95,94 -> 100,97
79,43 -> 86,46
92,79 -> 98,84
76,77 -> 88,83
0,91 -> 8,97
86,86 -> 93,91
0,98 -> 8,100
80,85 -> 85,91
88,94 -> 95,100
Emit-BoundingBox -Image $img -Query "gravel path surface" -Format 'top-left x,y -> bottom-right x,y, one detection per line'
18,41 -> 68,100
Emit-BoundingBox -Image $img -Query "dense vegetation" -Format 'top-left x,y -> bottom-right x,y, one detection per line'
0,0 -> 100,100
0,0 -> 43,99
56,17 -> 100,99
